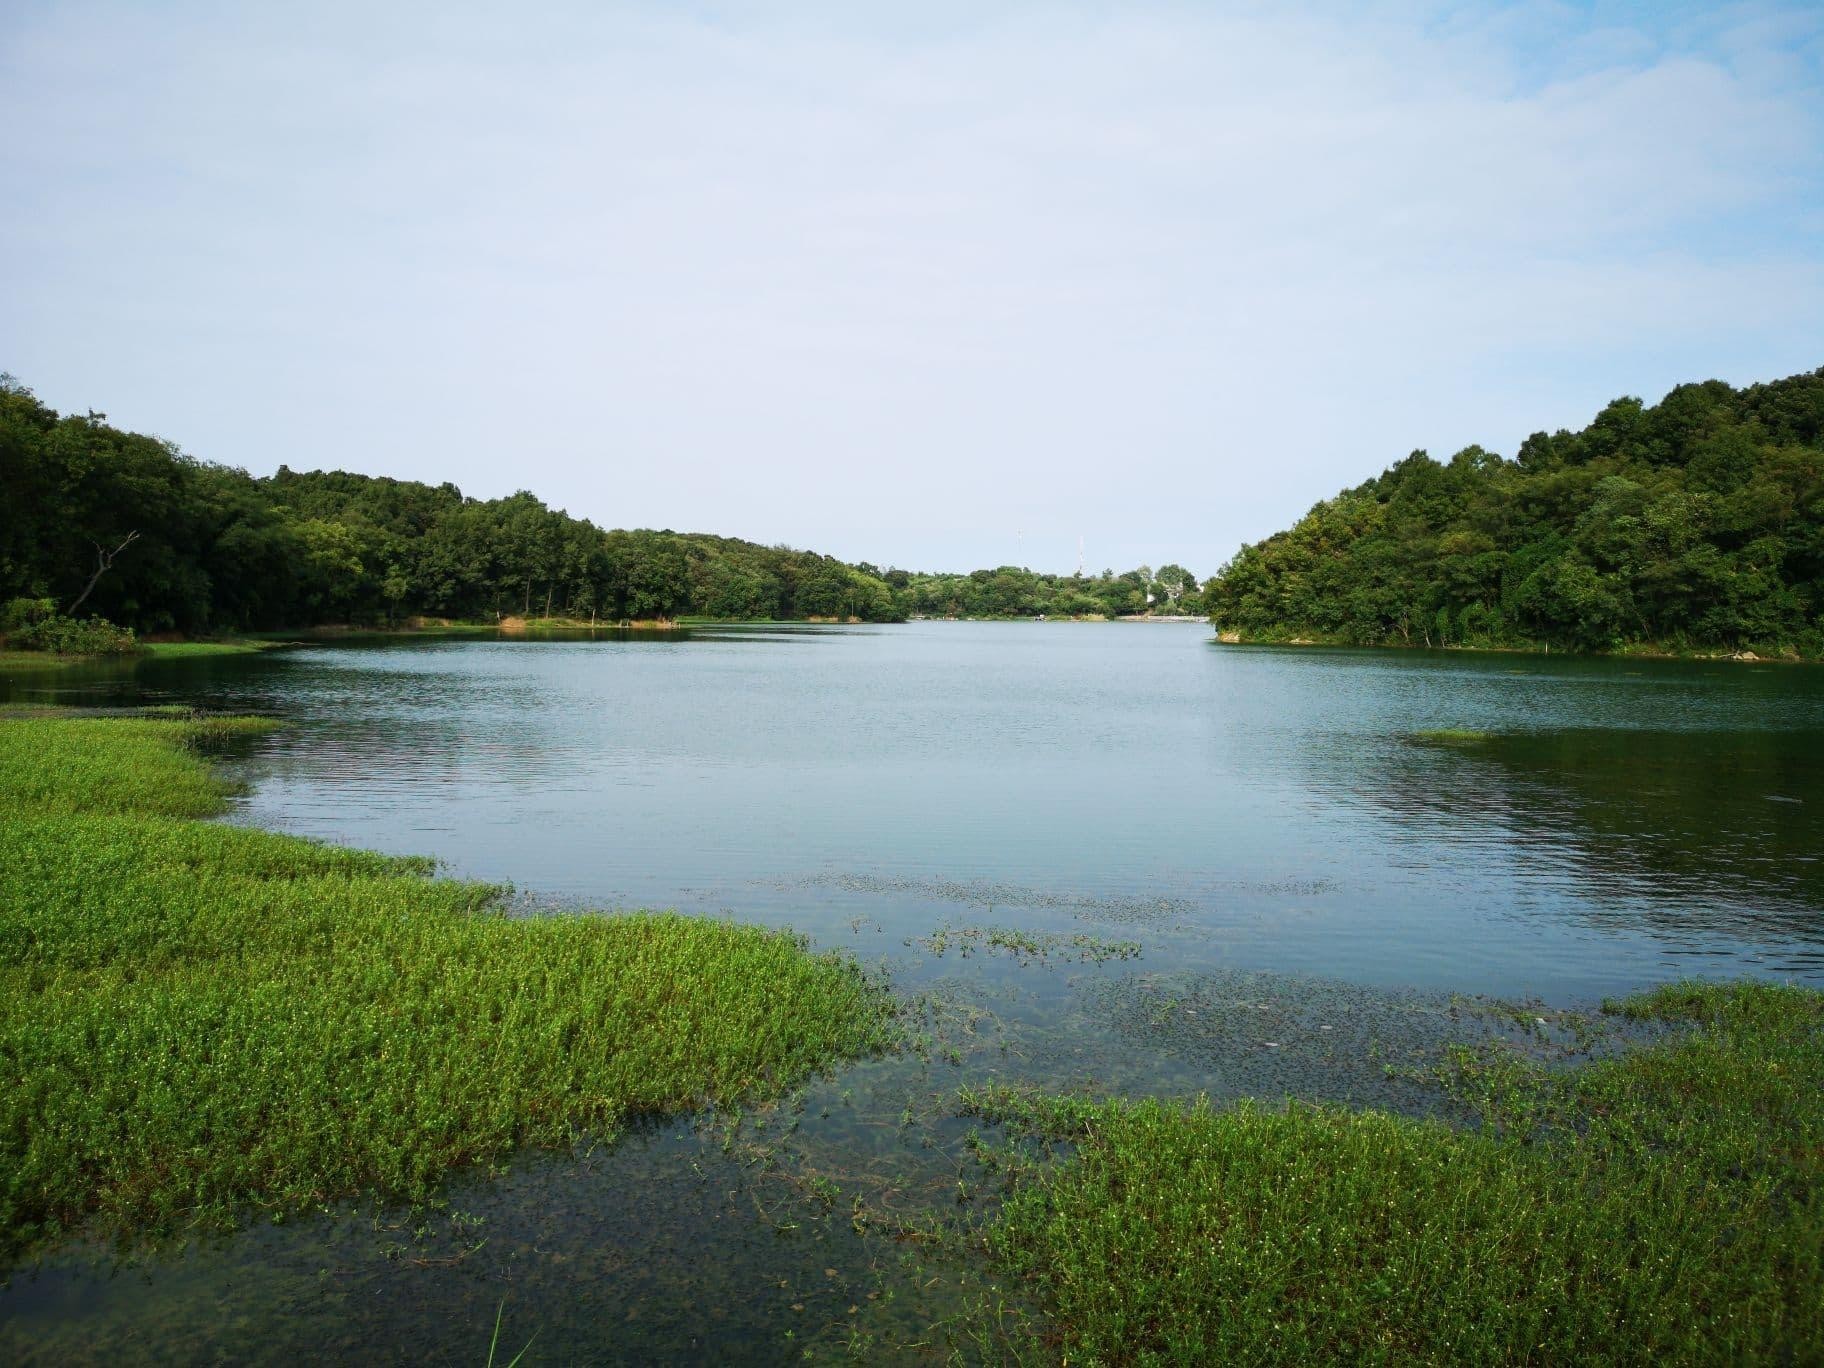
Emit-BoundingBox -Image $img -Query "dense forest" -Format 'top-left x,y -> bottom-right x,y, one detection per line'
0,376 -> 1196,634
1206,367 -> 1824,657
0,376 -> 900,630
892,564 -> 1204,619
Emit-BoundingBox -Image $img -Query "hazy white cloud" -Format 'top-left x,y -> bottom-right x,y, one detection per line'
3,1 -> 1820,573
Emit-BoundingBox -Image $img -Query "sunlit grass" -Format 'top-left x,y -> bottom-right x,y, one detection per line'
964,979 -> 1822,1363
140,639 -> 272,658
0,650 -> 84,672
0,639 -> 273,668
0,716 -> 894,1260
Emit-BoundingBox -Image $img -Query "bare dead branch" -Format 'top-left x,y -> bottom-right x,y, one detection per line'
66,529 -> 140,617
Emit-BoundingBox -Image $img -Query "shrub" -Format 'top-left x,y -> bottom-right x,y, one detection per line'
1,597 -> 57,633
7,611 -> 140,655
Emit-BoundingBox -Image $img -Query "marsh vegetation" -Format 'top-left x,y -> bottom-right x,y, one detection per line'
963,980 -> 1823,1362
0,714 -> 894,1260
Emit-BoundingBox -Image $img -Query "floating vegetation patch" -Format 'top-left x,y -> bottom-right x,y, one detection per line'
962,980 -> 1824,1364
777,871 -> 1197,925
1443,991 -> 1612,1053
1411,727 -> 1493,745
1213,876 -> 1337,897
0,650 -> 92,673
911,925 -> 1141,965
1079,969 -> 1622,1115
140,640 -> 273,659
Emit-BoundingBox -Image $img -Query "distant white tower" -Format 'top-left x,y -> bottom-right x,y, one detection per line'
1076,535 -> 1085,577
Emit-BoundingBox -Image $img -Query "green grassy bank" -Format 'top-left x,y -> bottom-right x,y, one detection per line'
1212,629 -> 1810,664
0,650 -> 85,672
964,979 -> 1822,1363
0,639 -> 275,672
0,715 -> 894,1261
139,639 -> 274,658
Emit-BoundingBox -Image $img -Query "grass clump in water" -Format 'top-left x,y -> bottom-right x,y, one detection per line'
1411,727 -> 1491,745
962,979 -> 1822,1363
0,651 -> 89,672
0,716 -> 895,1261
914,924 -> 1141,964
140,639 -> 272,658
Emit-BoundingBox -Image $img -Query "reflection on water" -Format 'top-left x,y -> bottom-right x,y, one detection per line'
5,625 -> 1822,1360
1364,728 -> 1824,955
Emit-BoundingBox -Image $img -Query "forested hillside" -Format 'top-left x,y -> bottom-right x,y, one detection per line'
1207,367 -> 1824,656
0,375 -> 1208,633
894,564 -> 1203,619
0,376 -> 900,630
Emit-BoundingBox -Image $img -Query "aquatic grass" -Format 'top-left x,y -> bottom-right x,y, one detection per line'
139,639 -> 271,658
1604,976 -> 1822,1031
486,1299 -> 537,1367
1411,728 -> 1491,745
913,925 -> 1141,965
0,717 -> 895,1260
963,979 -> 1823,1363
0,716 -> 278,818
0,650 -> 90,672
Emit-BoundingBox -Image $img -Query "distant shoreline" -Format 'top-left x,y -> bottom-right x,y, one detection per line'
1210,632 -> 1812,665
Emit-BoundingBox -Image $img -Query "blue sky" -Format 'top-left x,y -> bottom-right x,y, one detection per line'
3,1 -> 1820,575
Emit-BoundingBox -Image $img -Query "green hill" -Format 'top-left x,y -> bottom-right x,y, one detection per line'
1207,367 -> 1824,657
0,376 -> 899,631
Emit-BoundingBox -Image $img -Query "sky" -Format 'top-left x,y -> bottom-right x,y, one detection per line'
3,1 -> 1821,577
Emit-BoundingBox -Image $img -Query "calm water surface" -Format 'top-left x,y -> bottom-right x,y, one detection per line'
15,621 -> 1820,992
5,623 -> 1822,1362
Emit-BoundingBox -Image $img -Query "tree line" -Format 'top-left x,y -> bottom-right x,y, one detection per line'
0,376 -> 1200,633
1206,366 -> 1824,656
890,564 -> 1204,619
0,376 -> 905,630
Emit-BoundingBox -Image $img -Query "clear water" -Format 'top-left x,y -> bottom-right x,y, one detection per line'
5,624 -> 1821,1362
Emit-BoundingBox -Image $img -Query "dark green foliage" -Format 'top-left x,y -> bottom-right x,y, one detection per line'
1,597 -> 138,654
0,373 -> 1207,630
894,563 -> 1204,619
0,375 -> 902,631
965,979 -> 1823,1363
0,597 -> 54,633
1208,367 -> 1824,656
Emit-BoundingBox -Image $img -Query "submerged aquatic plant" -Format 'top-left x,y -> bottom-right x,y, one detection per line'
913,924 -> 1141,965
485,1299 -> 536,1368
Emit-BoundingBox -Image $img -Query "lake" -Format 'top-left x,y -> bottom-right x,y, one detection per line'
5,623 -> 1821,1362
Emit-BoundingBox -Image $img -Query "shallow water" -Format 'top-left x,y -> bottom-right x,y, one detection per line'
5,624 -> 1821,1360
